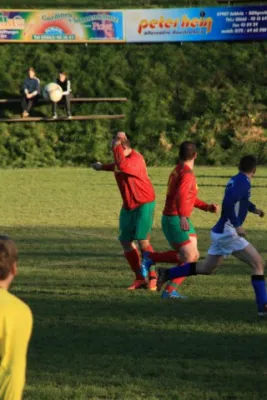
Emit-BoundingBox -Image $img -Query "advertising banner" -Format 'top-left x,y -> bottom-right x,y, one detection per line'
125,6 -> 267,42
0,10 -> 125,42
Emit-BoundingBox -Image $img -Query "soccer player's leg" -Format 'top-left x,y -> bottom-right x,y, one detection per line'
135,201 -> 157,291
119,207 -> 146,290
159,232 -> 267,316
181,234 -> 199,263
139,236 -> 157,291
157,230 -> 224,291
157,254 -> 223,291
233,244 -> 267,317
162,241 -> 197,299
159,216 -> 198,299
141,215 -> 185,276
210,230 -> 267,316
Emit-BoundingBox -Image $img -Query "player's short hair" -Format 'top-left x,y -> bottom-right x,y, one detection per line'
0,236 -> 18,280
121,139 -> 131,149
28,67 -> 35,74
59,71 -> 67,77
239,155 -> 257,173
179,141 -> 197,161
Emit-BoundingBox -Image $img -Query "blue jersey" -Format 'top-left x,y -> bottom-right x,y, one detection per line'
212,172 -> 256,234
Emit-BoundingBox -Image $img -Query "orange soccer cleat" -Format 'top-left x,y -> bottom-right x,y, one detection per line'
127,279 -> 147,290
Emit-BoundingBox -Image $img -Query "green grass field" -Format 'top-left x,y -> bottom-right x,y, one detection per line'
1,166 -> 267,400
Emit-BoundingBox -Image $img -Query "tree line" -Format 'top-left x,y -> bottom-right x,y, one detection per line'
0,41 -> 266,167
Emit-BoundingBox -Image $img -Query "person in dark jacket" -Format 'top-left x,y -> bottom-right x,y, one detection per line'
52,71 -> 72,119
21,68 -> 40,118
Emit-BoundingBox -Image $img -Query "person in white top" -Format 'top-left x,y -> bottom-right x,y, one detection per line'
52,71 -> 72,119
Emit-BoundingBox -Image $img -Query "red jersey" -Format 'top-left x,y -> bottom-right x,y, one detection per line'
163,162 -> 208,217
102,145 -> 155,210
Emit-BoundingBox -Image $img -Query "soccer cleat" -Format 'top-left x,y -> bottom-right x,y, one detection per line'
258,303 -> 267,318
127,279 -> 147,290
67,113 -> 72,119
148,278 -> 157,291
140,252 -> 155,279
156,267 -> 169,291
52,113 -> 57,119
161,290 -> 187,300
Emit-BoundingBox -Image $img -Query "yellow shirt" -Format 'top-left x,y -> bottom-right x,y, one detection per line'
0,289 -> 33,400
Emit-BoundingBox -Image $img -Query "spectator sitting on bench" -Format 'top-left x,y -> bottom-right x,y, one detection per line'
21,68 -> 40,118
52,71 -> 72,119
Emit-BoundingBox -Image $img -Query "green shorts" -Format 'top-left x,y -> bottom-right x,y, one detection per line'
119,201 -> 155,242
162,215 -> 196,248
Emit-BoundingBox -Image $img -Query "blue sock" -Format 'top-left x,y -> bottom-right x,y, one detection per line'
251,275 -> 267,312
168,262 -> 196,280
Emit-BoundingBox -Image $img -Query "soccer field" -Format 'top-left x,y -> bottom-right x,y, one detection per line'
1,167 -> 267,400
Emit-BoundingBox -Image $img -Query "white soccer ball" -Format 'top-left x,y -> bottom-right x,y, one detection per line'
43,83 -> 63,103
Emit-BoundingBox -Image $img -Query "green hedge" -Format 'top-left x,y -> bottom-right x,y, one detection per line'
0,41 -> 267,167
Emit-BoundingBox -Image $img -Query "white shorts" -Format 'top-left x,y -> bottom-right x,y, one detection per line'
208,225 -> 249,256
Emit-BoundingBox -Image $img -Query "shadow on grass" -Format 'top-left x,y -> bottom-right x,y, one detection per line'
1,225 -> 266,398
1,224 -> 265,271
23,294 -> 267,398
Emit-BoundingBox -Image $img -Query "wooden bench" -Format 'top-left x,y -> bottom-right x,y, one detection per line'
0,97 -> 128,104
0,115 -> 125,123
0,97 -> 127,122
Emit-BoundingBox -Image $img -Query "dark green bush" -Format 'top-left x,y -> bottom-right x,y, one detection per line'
0,41 -> 267,167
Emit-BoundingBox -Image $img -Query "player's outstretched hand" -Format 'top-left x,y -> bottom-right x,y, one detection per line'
236,226 -> 247,237
255,208 -> 265,218
180,216 -> 190,231
91,162 -> 103,171
207,204 -> 219,213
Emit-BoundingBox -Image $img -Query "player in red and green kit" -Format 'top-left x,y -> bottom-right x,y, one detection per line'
92,132 -> 157,290
141,141 -> 219,299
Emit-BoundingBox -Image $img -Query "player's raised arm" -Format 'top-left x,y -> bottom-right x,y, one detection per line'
112,140 -> 143,177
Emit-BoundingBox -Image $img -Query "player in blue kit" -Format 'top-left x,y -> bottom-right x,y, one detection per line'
156,155 -> 267,317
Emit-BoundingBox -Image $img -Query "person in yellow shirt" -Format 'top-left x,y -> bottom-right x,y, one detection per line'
0,236 -> 33,400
